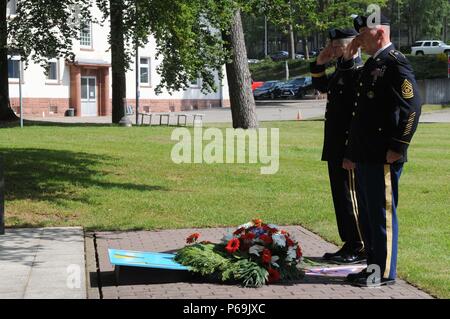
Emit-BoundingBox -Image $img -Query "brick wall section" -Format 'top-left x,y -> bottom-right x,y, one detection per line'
10,98 -> 230,117
10,98 -> 70,117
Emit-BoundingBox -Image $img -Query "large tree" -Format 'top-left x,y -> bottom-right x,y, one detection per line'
222,9 -> 258,129
0,0 -> 18,121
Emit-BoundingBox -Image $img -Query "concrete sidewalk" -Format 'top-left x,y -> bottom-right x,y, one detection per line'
87,226 -> 433,299
0,227 -> 86,299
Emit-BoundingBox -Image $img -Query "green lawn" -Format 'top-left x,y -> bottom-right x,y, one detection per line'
0,121 -> 449,298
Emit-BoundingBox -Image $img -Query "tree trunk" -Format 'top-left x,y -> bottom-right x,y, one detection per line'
444,16 -> 448,42
110,0 -> 126,124
303,37 -> 310,60
288,24 -> 296,60
222,10 -> 258,129
0,1 -> 18,122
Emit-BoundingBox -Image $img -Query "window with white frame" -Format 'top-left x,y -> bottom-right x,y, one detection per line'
190,78 -> 201,88
140,57 -> 150,85
8,57 -> 20,79
46,60 -> 59,82
80,21 -> 92,48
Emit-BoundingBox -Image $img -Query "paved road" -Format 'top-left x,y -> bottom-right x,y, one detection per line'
0,227 -> 86,299
23,101 -> 450,125
86,226 -> 432,299
420,110 -> 450,123
24,100 -> 327,125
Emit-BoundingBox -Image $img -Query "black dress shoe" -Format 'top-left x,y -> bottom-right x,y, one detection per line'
322,245 -> 349,260
329,252 -> 367,265
352,276 -> 396,288
346,268 -> 368,283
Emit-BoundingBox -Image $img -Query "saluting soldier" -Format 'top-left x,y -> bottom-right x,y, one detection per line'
343,15 -> 422,286
310,28 -> 366,264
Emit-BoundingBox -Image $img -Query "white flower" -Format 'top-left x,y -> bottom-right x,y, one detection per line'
271,255 -> 280,268
249,245 -> 265,256
221,233 -> 234,243
272,233 -> 286,248
286,246 -> 297,261
238,222 -> 254,230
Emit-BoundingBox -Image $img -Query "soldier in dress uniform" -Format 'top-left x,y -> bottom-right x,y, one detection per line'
343,14 -> 422,287
310,28 -> 366,264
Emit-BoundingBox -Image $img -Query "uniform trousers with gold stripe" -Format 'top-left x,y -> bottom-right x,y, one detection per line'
355,162 -> 403,280
327,161 -> 364,248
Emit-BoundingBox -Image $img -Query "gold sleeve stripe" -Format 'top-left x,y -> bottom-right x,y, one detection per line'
393,138 -> 410,145
403,112 -> 416,136
311,72 -> 326,78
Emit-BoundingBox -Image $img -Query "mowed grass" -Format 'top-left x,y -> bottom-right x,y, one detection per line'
0,121 -> 449,298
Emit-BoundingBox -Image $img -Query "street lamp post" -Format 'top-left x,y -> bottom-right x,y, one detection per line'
264,15 -> 268,58
398,2 -> 401,49
19,58 -> 23,128
0,156 -> 4,235
135,41 -> 140,125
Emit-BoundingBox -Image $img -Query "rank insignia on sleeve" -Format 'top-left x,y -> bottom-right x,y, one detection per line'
401,79 -> 414,99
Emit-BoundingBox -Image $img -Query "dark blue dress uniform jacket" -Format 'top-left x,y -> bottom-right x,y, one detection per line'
310,57 -> 363,161
345,44 -> 422,164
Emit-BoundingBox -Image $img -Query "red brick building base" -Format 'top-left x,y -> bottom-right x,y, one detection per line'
9,98 -> 230,117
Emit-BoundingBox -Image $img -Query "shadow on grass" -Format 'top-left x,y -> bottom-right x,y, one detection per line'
0,148 -> 168,205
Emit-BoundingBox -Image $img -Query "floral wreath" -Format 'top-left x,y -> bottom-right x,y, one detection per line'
175,219 -> 304,288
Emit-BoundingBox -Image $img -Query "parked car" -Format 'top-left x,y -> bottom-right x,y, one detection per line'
411,40 -> 450,55
270,51 -> 289,61
253,81 -> 284,100
251,80 -> 265,91
279,77 -> 313,99
248,59 -> 261,64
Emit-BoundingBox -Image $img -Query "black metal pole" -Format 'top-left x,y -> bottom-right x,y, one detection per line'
135,40 -> 140,125
0,156 -> 5,235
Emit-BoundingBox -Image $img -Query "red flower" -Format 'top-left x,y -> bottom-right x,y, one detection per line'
286,237 -> 295,247
186,233 -> 200,244
262,249 -> 272,264
225,238 -> 240,254
296,246 -> 303,259
259,234 -> 273,245
241,232 -> 256,241
268,268 -> 281,284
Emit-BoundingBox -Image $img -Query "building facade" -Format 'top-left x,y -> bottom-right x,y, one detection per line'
7,2 -> 230,117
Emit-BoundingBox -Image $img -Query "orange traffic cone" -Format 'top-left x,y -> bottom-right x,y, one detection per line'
296,110 -> 303,121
